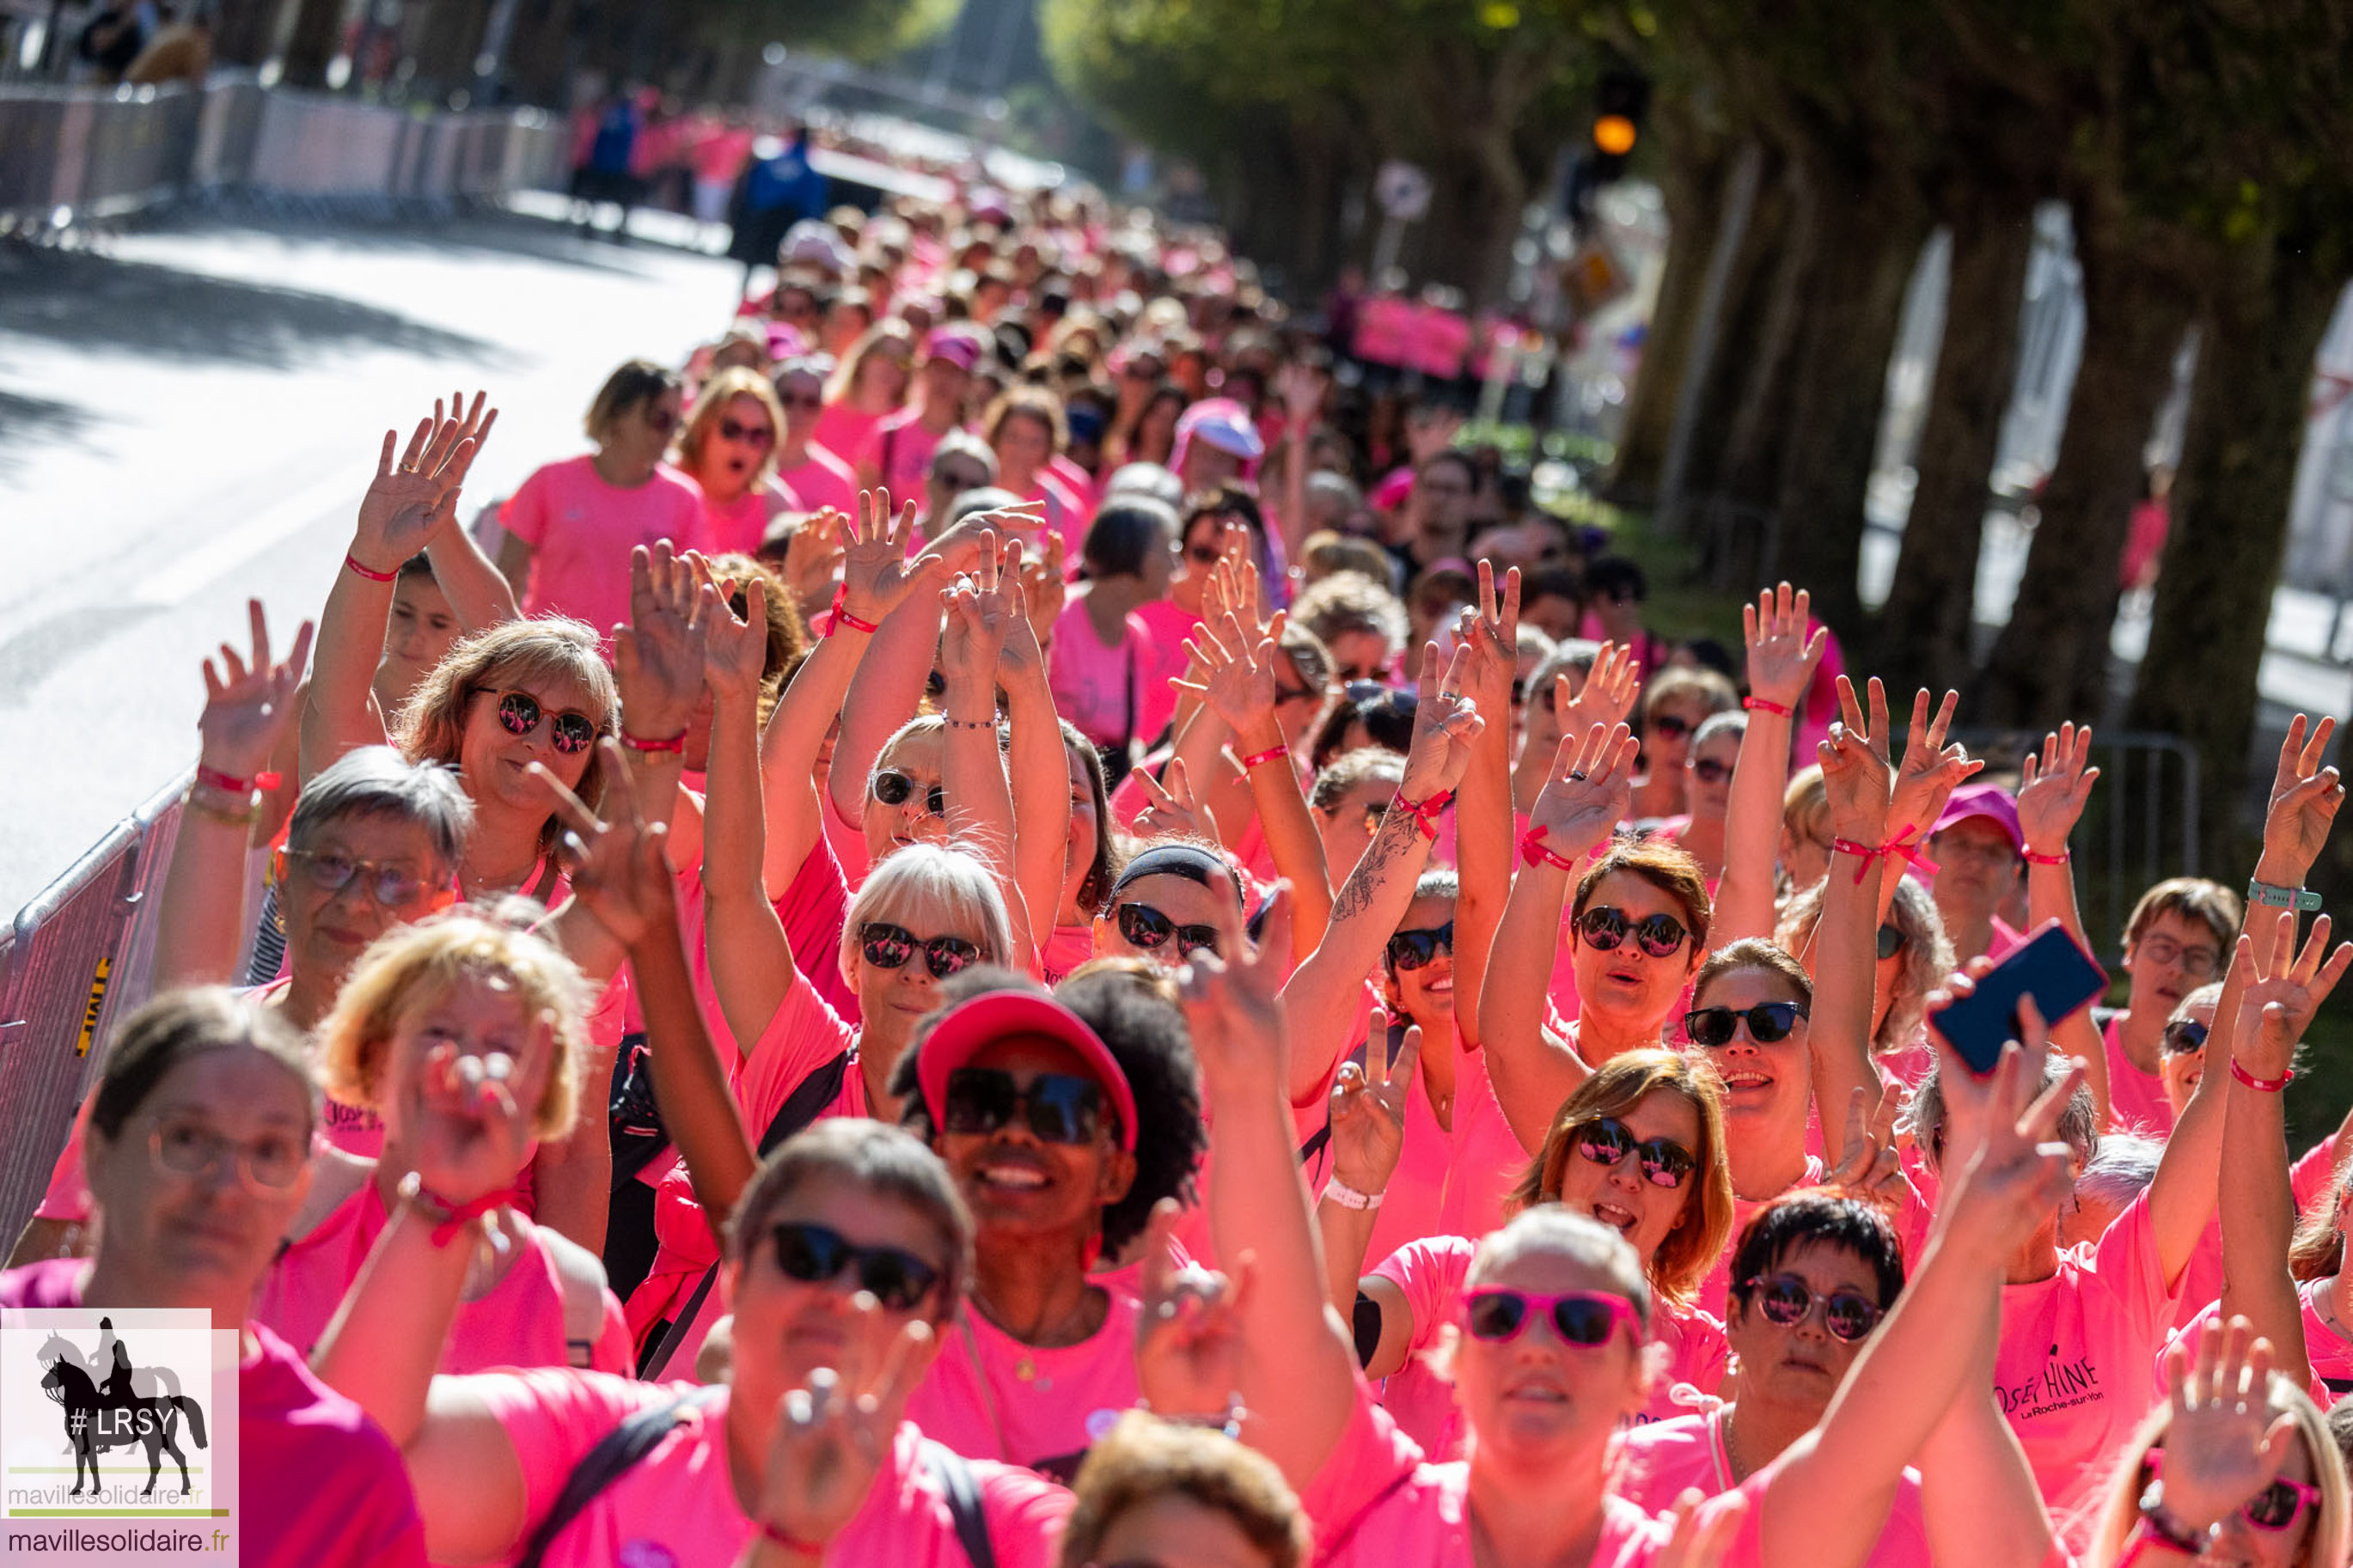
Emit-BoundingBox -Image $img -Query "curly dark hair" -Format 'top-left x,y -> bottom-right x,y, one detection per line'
889,966 -> 1204,1257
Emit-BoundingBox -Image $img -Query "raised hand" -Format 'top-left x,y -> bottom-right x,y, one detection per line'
1742,582 -> 1826,711
1886,686 -> 1978,844
1277,360 -> 1328,427
2014,723 -> 2099,859
750,1314 -> 934,1552
1015,528 -> 1066,650
938,532 -> 1017,692
352,393 -> 494,570
198,599 -> 314,780
841,491 -> 948,626
1817,675 -> 1896,845
2231,913 -> 2353,1083
1934,1030 -> 2082,1265
1455,559 -> 1522,720
614,541 -> 711,741
920,495 -> 1048,576
1559,640 -> 1639,736
528,738 -> 677,949
1173,611 -> 1282,736
1130,759 -> 1214,842
1825,1086 -> 1904,1209
1397,642 -> 1484,802
2259,714 -> 2344,884
1196,530 -> 1266,638
1329,1008 -> 1417,1198
406,1008 -> 553,1207
2153,1318 -> 2298,1535
1134,1198 -> 1252,1421
703,574 -> 771,705
779,510 -> 847,614
1177,880 -> 1292,1101
1528,722 -> 1640,860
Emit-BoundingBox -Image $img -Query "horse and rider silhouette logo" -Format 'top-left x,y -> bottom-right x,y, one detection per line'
35,1318 -> 207,1497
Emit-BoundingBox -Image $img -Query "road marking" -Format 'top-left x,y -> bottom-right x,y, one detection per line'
125,470 -> 358,608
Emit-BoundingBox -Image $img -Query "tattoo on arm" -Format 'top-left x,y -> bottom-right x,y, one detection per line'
1330,811 -> 1418,925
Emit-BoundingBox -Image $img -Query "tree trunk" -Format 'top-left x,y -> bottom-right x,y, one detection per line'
279,0 -> 345,87
1606,125 -> 1731,510
1873,186 -> 2038,696
212,0 -> 282,65
502,0 -> 576,106
410,0 -> 491,95
1768,156 -> 1931,638
2126,241 -> 2341,871
1971,241 -> 2187,727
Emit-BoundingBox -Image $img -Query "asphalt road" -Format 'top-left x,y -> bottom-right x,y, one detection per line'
0,209 -> 743,911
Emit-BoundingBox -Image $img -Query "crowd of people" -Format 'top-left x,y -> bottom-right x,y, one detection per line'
17,166 -> 2353,1568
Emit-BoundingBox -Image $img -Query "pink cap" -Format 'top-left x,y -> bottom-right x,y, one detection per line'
1932,783 -> 2023,852
915,991 -> 1139,1152
924,326 -> 984,373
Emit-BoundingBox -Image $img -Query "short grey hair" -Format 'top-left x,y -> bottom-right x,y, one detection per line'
2075,1133 -> 2162,1213
1102,461 -> 1184,509
287,745 -> 472,870
1910,1047 -> 2100,1175
931,429 -> 999,483
1692,711 -> 1748,751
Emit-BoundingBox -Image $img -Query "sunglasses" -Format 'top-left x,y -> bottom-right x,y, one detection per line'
1876,922 -> 1908,961
480,689 -> 597,754
777,390 -> 824,410
1574,1117 -> 1696,1189
943,1065 -> 1107,1145
935,467 -> 992,491
872,770 -> 946,817
1648,714 -> 1693,741
641,405 -> 680,435
768,1221 -> 939,1312
2161,1018 -> 2210,1055
2144,1449 -> 2323,1533
1386,921 -> 1454,972
1185,545 -> 1222,566
1574,906 -> 1688,959
1684,1001 -> 1808,1048
1115,901 -> 1220,957
1739,1272 -> 1883,1342
718,417 -> 774,447
1690,759 -> 1731,786
278,848 -> 438,909
859,922 -> 981,979
1463,1288 -> 1643,1349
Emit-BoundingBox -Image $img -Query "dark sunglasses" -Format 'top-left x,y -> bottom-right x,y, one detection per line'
934,467 -> 993,492
1574,906 -> 1688,958
872,770 -> 946,817
1115,901 -> 1220,957
1876,922 -> 1908,961
1386,921 -> 1454,972
859,921 -> 981,979
2161,1018 -> 2210,1055
1574,1117 -> 1697,1189
2143,1450 -> 2320,1533
769,1221 -> 939,1312
1185,545 -> 1222,565
1684,1001 -> 1808,1048
1647,713 -> 1693,741
1739,1272 -> 1883,1342
1690,758 -> 1731,786
718,417 -> 774,447
943,1065 -> 1107,1145
278,849 -> 437,908
480,688 -> 597,753
1464,1288 -> 1643,1348
776,389 -> 824,410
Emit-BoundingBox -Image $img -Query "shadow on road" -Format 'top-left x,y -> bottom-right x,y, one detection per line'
0,390 -> 95,466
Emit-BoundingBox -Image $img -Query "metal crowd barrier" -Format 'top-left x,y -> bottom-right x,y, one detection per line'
0,772 -> 187,1250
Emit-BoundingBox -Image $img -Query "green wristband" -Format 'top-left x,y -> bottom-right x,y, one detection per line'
2248,877 -> 2324,913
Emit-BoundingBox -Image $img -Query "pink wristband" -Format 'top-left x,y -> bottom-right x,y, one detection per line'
1742,695 -> 1794,717
420,1186 -> 520,1247
826,584 -> 879,636
1238,745 -> 1289,771
761,1521 -> 827,1557
1519,827 -> 1577,872
1395,789 -> 1452,841
620,729 -> 686,754
344,553 -> 398,583
2231,1059 -> 2292,1094
195,764 -> 282,796
2022,848 -> 2069,866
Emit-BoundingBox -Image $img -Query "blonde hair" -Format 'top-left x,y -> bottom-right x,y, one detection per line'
827,318 -> 916,406
839,843 -> 1015,991
1059,1413 -> 1308,1568
1782,765 -> 1830,852
316,912 -> 590,1141
676,367 -> 785,486
983,384 -> 1067,456
2089,1374 -> 2350,1568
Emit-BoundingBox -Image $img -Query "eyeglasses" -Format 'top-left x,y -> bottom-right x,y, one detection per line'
1690,758 -> 1732,786
1648,714 -> 1693,741
2143,1449 -> 2324,1533
933,467 -> 992,491
480,689 -> 598,754
1115,901 -> 1220,957
640,404 -> 680,436
768,1222 -> 940,1312
777,390 -> 824,410
2161,1018 -> 2210,1055
1573,1117 -> 1696,1189
278,848 -> 442,909
2135,934 -> 2222,979
149,1115 -> 306,1189
1738,1273 -> 1883,1342
1386,921 -> 1454,972
718,417 -> 775,448
1185,545 -> 1221,566
859,922 -> 981,979
1684,1001 -> 1808,1048
943,1065 -> 1108,1145
1463,1288 -> 1643,1349
1574,906 -> 1688,958
1876,922 -> 1908,961
872,770 -> 946,817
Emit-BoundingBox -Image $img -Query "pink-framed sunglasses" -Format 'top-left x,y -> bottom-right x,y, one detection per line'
2144,1449 -> 2323,1533
1463,1288 -> 1645,1349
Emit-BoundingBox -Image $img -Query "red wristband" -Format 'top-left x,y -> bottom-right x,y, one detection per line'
194,764 -> 282,795
2231,1059 -> 2293,1093
825,584 -> 879,636
344,552 -> 398,583
761,1520 -> 827,1557
1742,696 -> 1794,717
1394,789 -> 1452,841
1519,827 -> 1578,872
620,729 -> 687,754
2021,848 -> 2070,865
420,1186 -> 520,1248
1237,745 -> 1289,771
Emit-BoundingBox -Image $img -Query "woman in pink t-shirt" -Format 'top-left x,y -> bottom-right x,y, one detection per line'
1049,495 -> 1174,765
987,386 -> 1089,559
2,989 -> 429,1568
815,318 -> 915,462
673,366 -> 796,556
254,912 -> 631,1375
772,354 -> 862,518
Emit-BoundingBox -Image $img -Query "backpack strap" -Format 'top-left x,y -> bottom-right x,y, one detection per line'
639,1050 -> 854,1380
922,1439 -> 998,1568
513,1386 -> 724,1568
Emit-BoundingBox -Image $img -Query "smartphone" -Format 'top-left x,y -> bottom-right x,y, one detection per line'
1928,918 -> 2109,1076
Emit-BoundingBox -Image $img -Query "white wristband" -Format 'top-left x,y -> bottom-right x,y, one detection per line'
1324,1178 -> 1384,1211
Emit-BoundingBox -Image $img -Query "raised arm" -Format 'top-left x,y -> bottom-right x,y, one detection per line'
1316,1016 -> 1415,1311
1476,723 -> 1638,1150
153,601 -> 312,990
2013,723 -> 2107,1116
700,576 -> 805,1051
1448,562 -> 1519,1046
937,532 -> 1033,967
1513,641 -> 1636,815
1277,644 -> 1481,1107
1712,583 -> 1824,945
998,545 -> 1072,957
1810,676 -> 1897,1132
2145,940 -> 2246,1287
418,390 -> 517,630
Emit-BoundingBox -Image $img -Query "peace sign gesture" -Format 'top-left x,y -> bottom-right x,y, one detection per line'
2014,723 -> 2099,860
405,1007 -> 555,1208
1397,642 -> 1484,802
197,599 -> 314,781
1818,676 -> 1895,844
1329,1006 -> 1419,1197
2259,713 -> 2344,886
750,1311 -> 937,1553
1742,582 -> 1825,711
1130,758 -> 1215,842
353,391 -> 495,571
840,490 -> 947,627
528,737 -> 677,949
1824,1086 -> 1904,1209
1887,686 -> 1977,844
2230,912 -> 2353,1082
1177,880 -> 1292,1102
1528,722 -> 1640,861
1134,1198 -> 1253,1423
1454,559 -> 1521,722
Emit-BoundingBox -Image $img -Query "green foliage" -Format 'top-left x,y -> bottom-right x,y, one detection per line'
692,0 -> 957,65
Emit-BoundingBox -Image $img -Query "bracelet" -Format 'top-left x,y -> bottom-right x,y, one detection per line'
1323,1177 -> 1384,1211
1742,695 -> 1793,717
398,1172 -> 521,1247
619,729 -> 686,754
1140,1394 -> 1249,1442
2231,1058 -> 2294,1093
2022,847 -> 2070,865
343,552 -> 398,583
194,764 -> 281,795
1393,789 -> 1452,841
944,715 -> 997,730
1238,744 -> 1289,771
2248,876 -> 2325,913
825,584 -> 879,637
760,1520 -> 828,1558
1831,831 -> 1936,884
1519,826 -> 1579,872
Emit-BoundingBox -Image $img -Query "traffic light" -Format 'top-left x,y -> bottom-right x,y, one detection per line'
1588,70 -> 1650,184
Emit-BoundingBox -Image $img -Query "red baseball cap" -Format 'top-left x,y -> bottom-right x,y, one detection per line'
915,991 -> 1139,1152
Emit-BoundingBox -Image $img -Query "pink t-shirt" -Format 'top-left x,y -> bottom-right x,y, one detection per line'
1128,599 -> 1200,747
2295,1134 -> 2343,1217
0,1260 -> 428,1568
1997,1191 -> 2175,1550
2101,1016 -> 2174,1138
904,1290 -> 1143,1481
500,455 -> 705,633
254,1180 -> 629,1375
1048,595 -> 1156,751
1615,1408 -> 1932,1567
813,402 -> 886,467
478,1370 -> 1070,1568
857,407 -> 950,503
1436,1036 -> 1537,1242
2180,1283 -> 2353,1410
779,442 -> 861,518
699,485 -> 792,558
1040,924 -> 1094,985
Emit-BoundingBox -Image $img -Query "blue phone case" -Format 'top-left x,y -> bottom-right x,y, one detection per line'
1928,921 -> 2108,1075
